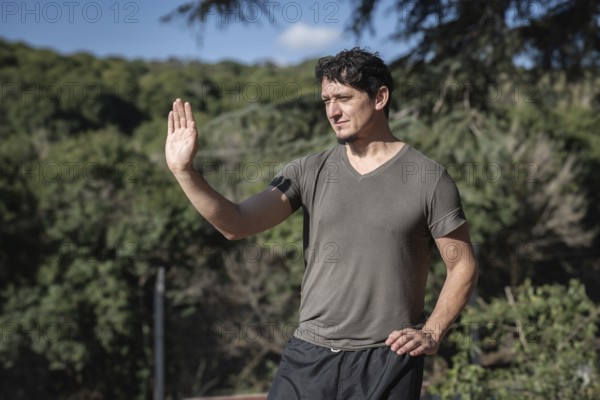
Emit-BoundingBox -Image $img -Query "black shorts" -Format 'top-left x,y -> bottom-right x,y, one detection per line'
268,336 -> 424,400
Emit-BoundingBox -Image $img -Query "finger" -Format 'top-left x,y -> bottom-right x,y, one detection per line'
389,329 -> 424,352
385,328 -> 416,346
168,111 -> 174,134
388,335 -> 413,352
184,101 -> 195,127
172,101 -> 180,130
399,338 -> 422,354
385,330 -> 402,345
176,98 -> 187,128
409,344 -> 429,357
391,337 -> 415,354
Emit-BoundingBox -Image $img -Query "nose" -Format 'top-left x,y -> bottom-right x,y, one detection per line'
326,101 -> 342,119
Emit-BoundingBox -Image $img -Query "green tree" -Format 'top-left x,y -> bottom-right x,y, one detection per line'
428,280 -> 600,399
389,104 -> 595,296
0,127 -> 212,399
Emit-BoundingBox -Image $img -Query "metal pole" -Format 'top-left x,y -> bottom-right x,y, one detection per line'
470,244 -> 480,365
154,267 -> 165,400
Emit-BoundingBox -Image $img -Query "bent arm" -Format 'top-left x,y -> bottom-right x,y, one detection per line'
172,169 -> 293,240
386,222 -> 478,356
166,98 -> 293,240
423,222 -> 479,342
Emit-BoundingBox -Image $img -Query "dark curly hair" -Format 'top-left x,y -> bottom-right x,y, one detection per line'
315,47 -> 394,117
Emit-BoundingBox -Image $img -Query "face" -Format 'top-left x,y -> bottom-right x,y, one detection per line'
321,78 -> 378,144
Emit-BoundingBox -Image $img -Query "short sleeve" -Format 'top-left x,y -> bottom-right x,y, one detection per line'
427,169 -> 466,239
269,159 -> 303,212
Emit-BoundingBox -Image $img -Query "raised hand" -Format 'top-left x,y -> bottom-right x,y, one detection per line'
166,98 -> 198,174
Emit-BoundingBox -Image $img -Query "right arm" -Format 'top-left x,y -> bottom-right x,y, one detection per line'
166,98 -> 293,240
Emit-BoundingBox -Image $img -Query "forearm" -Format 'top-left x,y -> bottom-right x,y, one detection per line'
172,168 -> 244,240
166,99 -> 271,240
423,259 -> 478,342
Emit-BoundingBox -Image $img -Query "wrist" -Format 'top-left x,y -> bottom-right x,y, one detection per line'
171,166 -> 197,180
422,322 -> 445,343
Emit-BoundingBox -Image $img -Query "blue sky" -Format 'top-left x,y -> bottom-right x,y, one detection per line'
0,0 -> 406,65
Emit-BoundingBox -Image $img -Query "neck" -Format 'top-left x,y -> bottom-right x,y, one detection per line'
345,124 -> 401,159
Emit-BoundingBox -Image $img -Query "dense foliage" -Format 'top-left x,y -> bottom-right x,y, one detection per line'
429,280 -> 599,399
0,33 -> 599,399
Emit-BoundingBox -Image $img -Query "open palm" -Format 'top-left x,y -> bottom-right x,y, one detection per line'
166,98 -> 198,173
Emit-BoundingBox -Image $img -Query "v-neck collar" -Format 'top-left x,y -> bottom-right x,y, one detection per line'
340,143 -> 410,181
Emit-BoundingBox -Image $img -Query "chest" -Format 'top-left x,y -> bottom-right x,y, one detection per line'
308,169 -> 427,237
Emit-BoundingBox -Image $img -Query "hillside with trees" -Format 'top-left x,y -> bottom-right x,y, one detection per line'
1,1 -> 600,397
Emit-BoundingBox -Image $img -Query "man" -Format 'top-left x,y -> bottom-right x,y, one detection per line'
165,48 -> 478,399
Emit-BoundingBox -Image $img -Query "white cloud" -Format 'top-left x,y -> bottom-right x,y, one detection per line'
277,23 -> 342,50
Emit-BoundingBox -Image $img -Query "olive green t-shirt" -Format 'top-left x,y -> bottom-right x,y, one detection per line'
270,144 -> 466,350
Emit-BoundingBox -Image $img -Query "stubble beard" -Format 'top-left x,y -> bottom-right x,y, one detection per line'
337,133 -> 359,145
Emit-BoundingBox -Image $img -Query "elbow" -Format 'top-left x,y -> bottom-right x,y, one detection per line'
220,230 -> 248,241
223,233 -> 242,241
471,257 -> 480,279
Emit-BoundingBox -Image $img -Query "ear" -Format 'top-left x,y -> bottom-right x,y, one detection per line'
374,86 -> 389,112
